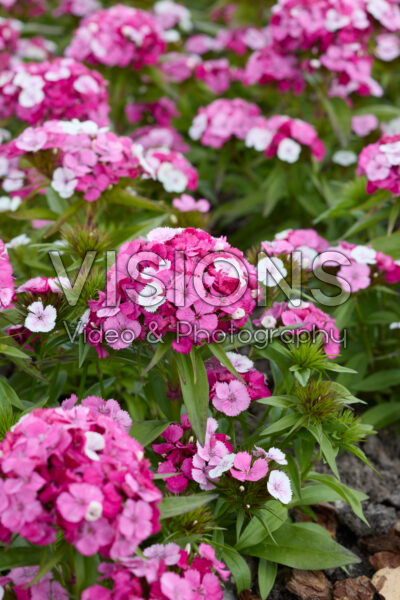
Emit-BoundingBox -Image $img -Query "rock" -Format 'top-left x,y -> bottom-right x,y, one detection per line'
369,552 -> 400,571
372,567 -> 400,600
361,531 -> 400,554
333,576 -> 376,600
286,570 -> 332,600
336,503 -> 397,538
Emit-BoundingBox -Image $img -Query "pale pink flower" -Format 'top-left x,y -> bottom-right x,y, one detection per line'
230,452 -> 268,482
24,300 -> 57,333
51,167 -> 78,199
56,483 -> 103,523
254,446 -> 287,465
144,542 -> 181,565
161,572 -> 193,600
352,114 -> 378,137
15,127 -> 47,152
337,262 -> 371,292
172,193 -> 210,213
84,431 -> 105,461
267,470 -> 292,504
212,380 -> 251,416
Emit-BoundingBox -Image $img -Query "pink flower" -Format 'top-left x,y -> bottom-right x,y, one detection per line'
15,127 -> 47,152
337,263 -> 371,292
144,542 -> 181,565
212,380 -> 251,416
267,470 -> 292,504
173,194 -> 210,213
75,517 -> 114,556
352,114 -> 379,137
24,300 -> 57,333
103,312 -> 141,350
230,452 -> 268,482
161,572 -> 193,600
118,499 -> 153,545
0,240 -> 14,309
56,483 -> 103,523
254,446 -> 288,465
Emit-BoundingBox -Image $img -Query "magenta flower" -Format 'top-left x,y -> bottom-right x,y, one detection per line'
230,452 -> 268,482
161,572 -> 193,600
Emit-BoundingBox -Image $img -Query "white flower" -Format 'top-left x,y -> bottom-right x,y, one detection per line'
277,138 -> 301,163
367,0 -> 390,21
382,117 -> 400,136
332,150 -> 358,166
163,29 -> 181,42
136,281 -> 166,313
264,447 -> 288,465
15,128 -> 47,152
208,454 -> 235,479
45,66 -> 71,81
57,119 -> 101,135
325,9 -> 351,32
189,113 -> 207,140
77,309 -> 91,334
261,315 -> 277,329
3,170 -> 24,192
226,351 -> 254,373
18,81 -> 45,108
379,141 -> 400,165
0,156 -> 9,177
275,229 -> 292,240
51,167 -> 78,199
389,322 -> 400,330
73,75 -> 100,94
84,431 -> 105,461
6,233 -> 30,248
297,245 -> 318,268
146,227 -> 183,242
267,470 -> 292,504
0,196 -> 21,212
258,256 -> 288,287
85,500 -> 103,521
157,162 -> 188,193
245,127 -> 273,151
232,308 -> 245,320
24,301 -> 57,333
351,245 -> 377,264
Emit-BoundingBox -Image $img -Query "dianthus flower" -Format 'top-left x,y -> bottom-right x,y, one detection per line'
261,228 -> 330,270
144,148 -> 198,192
152,0 -> 192,32
0,239 -> 14,309
0,405 -> 161,558
65,5 -> 166,69
0,58 -> 109,126
2,120 -> 150,202
0,567 -> 68,599
0,0 -> 45,17
126,97 -> 179,127
0,17 -> 21,70
54,0 -> 100,17
357,133 -> 400,194
82,542 -> 228,599
131,125 -> 189,153
207,352 -> 271,416
245,115 -> 325,162
256,301 -> 341,358
189,98 -> 262,149
243,46 -> 305,93
85,227 -> 258,356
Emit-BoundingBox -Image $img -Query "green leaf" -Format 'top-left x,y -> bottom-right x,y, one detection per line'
0,376 -> 24,409
159,493 -> 217,519
130,420 -> 170,446
261,413 -> 299,437
236,501 -> 288,551
362,402 -> 400,429
142,337 -> 173,375
0,547 -> 42,570
309,472 -> 368,524
257,395 -> 295,409
370,232 -> 400,259
354,370 -> 400,392
0,343 -> 30,361
258,559 -> 277,600
31,544 -> 67,584
246,522 -> 360,569
175,350 -> 209,445
220,546 -> 251,594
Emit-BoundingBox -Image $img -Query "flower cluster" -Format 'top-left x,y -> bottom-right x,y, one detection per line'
0,58 -> 110,126
0,17 -> 21,70
145,147 -> 198,192
0,0 -> 45,17
55,0 -> 100,18
256,300 -> 341,358
1,120 -> 150,202
189,100 -> 325,162
261,228 -> 331,269
82,543 -> 228,600
357,133 -> 400,194
126,97 -> 179,127
243,46 -> 305,93
207,351 -> 271,416
131,125 -> 189,153
86,227 -> 258,355
0,404 -> 161,558
0,567 -> 68,599
0,239 -> 14,309
65,4 -> 166,69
